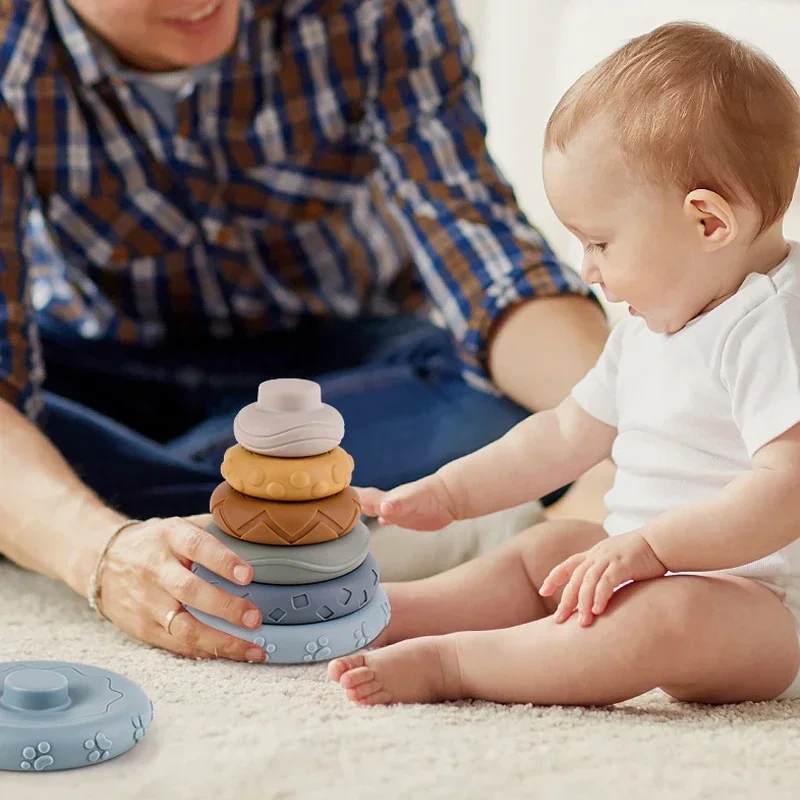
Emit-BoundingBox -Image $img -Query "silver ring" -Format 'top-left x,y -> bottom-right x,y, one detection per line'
165,607 -> 184,635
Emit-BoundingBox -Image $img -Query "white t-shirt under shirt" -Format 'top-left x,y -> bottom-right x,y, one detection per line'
571,242 -> 800,579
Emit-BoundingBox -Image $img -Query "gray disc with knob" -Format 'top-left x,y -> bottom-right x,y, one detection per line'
0,661 -> 153,772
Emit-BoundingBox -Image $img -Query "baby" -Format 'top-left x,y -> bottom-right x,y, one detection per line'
328,21 -> 800,706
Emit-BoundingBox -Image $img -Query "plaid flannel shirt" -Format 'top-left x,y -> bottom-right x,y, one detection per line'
0,0 -> 591,418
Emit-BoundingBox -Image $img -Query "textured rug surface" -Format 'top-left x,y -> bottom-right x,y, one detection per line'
3,535 -> 800,799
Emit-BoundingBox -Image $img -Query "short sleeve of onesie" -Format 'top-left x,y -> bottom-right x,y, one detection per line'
570,318 -> 627,428
721,293 -> 800,458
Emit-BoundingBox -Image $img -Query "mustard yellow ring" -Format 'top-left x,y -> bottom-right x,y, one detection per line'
220,445 -> 355,501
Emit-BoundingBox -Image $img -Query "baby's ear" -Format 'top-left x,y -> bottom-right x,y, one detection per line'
683,189 -> 738,248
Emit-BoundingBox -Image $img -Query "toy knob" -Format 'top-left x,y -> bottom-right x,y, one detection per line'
2,669 -> 70,712
256,379 -> 322,413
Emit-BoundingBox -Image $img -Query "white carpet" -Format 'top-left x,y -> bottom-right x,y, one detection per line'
3,510 -> 800,799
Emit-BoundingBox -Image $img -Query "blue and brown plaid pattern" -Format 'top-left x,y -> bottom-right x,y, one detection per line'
0,0 -> 590,417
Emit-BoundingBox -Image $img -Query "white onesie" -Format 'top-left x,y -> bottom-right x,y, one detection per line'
570,242 -> 800,699
573,242 -> 800,577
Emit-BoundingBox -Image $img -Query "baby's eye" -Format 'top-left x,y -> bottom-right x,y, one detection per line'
585,242 -> 607,253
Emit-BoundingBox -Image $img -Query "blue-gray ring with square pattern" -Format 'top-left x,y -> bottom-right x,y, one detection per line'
191,553 -> 380,625
186,585 -> 391,664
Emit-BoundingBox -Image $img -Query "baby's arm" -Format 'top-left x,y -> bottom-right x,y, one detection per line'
438,397 -> 615,520
641,422 -> 800,571
366,397 -> 615,530
361,320 -> 626,531
542,296 -> 800,625
540,423 -> 800,627
644,295 -> 800,571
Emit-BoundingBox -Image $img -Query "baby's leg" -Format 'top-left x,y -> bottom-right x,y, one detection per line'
332,574 -> 800,706
377,520 -> 607,645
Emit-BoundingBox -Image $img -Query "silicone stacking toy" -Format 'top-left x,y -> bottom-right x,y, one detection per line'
191,553 -> 381,625
210,482 -> 361,544
0,661 -> 153,772
234,378 -> 345,457
187,378 -> 391,663
203,520 -> 371,584
188,586 -> 391,663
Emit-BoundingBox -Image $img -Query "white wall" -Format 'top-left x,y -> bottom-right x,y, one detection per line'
454,0 -> 800,320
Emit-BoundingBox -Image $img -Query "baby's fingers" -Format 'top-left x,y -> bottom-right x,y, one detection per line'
539,553 -> 585,597
591,572 -> 619,617
577,563 -> 607,626
377,482 -> 423,522
553,560 -> 591,623
355,487 -> 384,518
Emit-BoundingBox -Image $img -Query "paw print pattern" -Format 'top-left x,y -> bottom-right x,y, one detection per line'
303,636 -> 332,662
84,731 -> 112,763
132,714 -> 147,742
20,742 -> 53,771
353,622 -> 369,650
252,636 -> 277,659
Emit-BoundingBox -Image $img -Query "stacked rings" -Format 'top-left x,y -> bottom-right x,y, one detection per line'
185,379 -> 390,663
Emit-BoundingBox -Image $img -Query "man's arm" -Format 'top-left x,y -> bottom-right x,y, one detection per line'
0,100 -> 126,596
641,423 -> 800,572
0,398 -> 127,595
488,295 -> 608,413
360,0 -> 605,392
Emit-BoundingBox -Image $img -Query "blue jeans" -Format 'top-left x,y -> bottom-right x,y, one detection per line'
38,315 -> 567,519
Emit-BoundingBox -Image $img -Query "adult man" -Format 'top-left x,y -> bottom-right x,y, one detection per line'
0,0 -> 608,662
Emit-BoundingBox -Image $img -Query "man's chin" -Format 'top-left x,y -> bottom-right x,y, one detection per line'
156,20 -> 238,69
166,36 -> 236,68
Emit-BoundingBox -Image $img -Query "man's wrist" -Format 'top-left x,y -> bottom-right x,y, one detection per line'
62,503 -> 128,599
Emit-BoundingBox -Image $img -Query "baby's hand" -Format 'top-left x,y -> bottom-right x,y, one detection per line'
539,532 -> 667,626
355,475 -> 457,531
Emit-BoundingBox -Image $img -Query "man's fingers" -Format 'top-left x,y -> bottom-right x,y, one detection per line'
166,517 -> 254,586
166,609 -> 267,663
161,563 -> 262,630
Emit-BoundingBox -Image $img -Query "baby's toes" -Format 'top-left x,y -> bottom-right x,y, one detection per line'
339,665 -> 375,691
328,654 -> 367,683
348,682 -> 392,706
347,677 -> 380,701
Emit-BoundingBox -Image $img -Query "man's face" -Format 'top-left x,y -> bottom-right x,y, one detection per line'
68,0 -> 242,71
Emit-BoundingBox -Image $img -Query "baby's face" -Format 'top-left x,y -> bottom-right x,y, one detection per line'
543,121 -> 718,333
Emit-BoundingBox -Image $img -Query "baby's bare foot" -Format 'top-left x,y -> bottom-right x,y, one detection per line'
327,636 -> 462,705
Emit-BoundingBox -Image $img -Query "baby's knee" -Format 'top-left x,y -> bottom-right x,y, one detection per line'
514,519 -> 606,567
610,576 -> 703,649
513,520 -> 607,604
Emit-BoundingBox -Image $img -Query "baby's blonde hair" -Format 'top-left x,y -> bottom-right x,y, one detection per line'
545,22 -> 800,235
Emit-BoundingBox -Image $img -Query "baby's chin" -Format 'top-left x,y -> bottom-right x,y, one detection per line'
634,308 -> 693,335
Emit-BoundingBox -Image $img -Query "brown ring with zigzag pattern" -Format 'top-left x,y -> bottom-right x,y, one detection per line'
210,481 -> 361,546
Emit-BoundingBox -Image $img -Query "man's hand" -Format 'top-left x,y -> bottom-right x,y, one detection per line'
539,532 -> 667,626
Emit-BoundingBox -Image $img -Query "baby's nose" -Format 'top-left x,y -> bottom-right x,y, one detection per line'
581,260 -> 601,285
